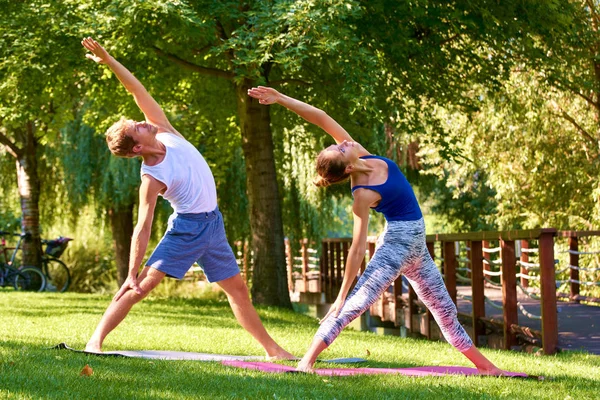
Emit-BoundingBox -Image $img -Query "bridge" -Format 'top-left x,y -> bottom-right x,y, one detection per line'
282,229 -> 600,356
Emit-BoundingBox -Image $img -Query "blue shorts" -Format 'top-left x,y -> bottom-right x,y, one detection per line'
146,207 -> 240,283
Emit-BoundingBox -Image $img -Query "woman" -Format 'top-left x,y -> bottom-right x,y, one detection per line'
248,86 -> 504,375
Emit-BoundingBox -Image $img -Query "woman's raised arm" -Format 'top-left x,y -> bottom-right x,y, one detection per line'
248,86 -> 354,144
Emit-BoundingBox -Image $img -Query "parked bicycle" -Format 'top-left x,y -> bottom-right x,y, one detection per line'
41,237 -> 72,292
0,231 -> 72,292
0,232 -> 46,292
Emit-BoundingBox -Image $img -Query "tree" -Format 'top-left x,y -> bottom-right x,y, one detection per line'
411,1 -> 600,231
0,1 -> 86,266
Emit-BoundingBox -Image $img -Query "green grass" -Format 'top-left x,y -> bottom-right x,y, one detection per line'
0,291 -> 598,399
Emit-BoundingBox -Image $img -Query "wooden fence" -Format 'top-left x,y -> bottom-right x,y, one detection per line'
288,229 -> 600,356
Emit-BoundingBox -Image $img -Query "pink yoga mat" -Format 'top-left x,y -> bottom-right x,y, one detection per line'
221,361 -> 530,378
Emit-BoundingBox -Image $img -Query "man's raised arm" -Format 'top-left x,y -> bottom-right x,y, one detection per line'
81,37 -> 173,132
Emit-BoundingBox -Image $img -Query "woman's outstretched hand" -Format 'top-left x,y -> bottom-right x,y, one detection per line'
81,37 -> 111,64
247,86 -> 281,105
319,296 -> 346,324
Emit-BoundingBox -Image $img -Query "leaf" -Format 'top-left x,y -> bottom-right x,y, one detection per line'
80,364 -> 93,376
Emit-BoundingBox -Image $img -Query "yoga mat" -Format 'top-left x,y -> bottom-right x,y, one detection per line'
221,361 -> 532,378
52,343 -> 365,364
53,343 -> 263,361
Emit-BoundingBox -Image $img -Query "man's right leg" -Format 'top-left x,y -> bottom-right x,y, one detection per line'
86,267 -> 165,352
217,273 -> 296,360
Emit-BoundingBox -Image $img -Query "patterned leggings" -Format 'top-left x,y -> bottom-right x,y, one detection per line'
315,218 -> 473,352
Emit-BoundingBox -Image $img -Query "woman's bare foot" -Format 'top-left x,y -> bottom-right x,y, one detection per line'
296,359 -> 316,373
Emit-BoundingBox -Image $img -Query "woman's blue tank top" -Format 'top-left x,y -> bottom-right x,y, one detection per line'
351,155 -> 422,221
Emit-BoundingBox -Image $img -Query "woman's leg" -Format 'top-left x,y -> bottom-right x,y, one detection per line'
297,264 -> 401,371
297,228 -> 415,371
402,249 -> 502,374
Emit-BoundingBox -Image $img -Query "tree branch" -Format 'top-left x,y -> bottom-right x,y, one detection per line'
269,78 -> 311,87
152,46 -> 235,80
440,33 -> 462,47
553,109 -> 598,145
192,43 -> 216,57
0,131 -> 21,158
551,78 -> 600,112
215,19 -> 234,69
586,0 -> 600,31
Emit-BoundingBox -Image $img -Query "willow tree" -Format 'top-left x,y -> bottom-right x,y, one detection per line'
0,1 -> 86,266
51,118 -> 140,286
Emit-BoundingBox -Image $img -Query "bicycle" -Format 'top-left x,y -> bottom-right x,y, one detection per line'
0,232 -> 46,292
41,237 -> 72,292
0,231 -> 72,292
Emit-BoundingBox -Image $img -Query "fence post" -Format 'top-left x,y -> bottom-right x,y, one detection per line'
393,238 -> 404,325
338,241 -> 347,290
469,240 -> 485,347
443,241 -> 457,304
285,238 -> 293,291
539,230 -> 558,355
321,240 -> 331,303
366,240 -> 375,274
301,239 -> 309,292
500,239 -> 518,350
404,242 -> 419,335
520,240 -> 529,288
569,236 -> 580,302
422,241 -> 436,339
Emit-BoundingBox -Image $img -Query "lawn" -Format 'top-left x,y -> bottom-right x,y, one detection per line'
0,291 -> 598,399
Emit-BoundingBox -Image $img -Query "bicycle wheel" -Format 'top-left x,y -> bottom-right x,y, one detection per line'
43,257 -> 70,292
14,266 -> 46,292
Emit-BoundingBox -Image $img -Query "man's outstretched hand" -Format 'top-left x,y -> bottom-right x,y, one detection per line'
81,37 -> 111,64
113,276 -> 143,302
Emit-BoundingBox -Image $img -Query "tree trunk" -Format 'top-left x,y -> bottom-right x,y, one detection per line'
235,80 -> 292,308
16,123 -> 42,267
109,204 -> 134,286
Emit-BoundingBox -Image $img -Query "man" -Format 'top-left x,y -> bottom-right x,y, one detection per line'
81,37 -> 294,360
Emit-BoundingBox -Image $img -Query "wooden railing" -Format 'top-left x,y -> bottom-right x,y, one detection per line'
423,229 -> 559,354
285,238 -> 321,293
293,229 -> 600,356
555,230 -> 600,304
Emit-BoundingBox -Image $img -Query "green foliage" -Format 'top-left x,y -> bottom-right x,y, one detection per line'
1,0 -> 599,292
418,70 -> 598,231
0,0 -> 86,130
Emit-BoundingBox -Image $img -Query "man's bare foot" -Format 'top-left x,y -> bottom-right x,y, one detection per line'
266,348 -> 298,361
84,342 -> 102,353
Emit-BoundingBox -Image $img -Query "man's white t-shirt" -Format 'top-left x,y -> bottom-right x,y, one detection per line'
140,132 -> 217,214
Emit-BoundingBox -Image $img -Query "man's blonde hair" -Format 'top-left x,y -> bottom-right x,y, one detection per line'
105,117 -> 136,157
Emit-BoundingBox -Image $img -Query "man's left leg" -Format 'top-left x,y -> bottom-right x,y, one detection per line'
86,267 -> 165,352
217,273 -> 296,360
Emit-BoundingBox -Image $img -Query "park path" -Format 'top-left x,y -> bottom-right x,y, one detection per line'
456,286 -> 600,355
